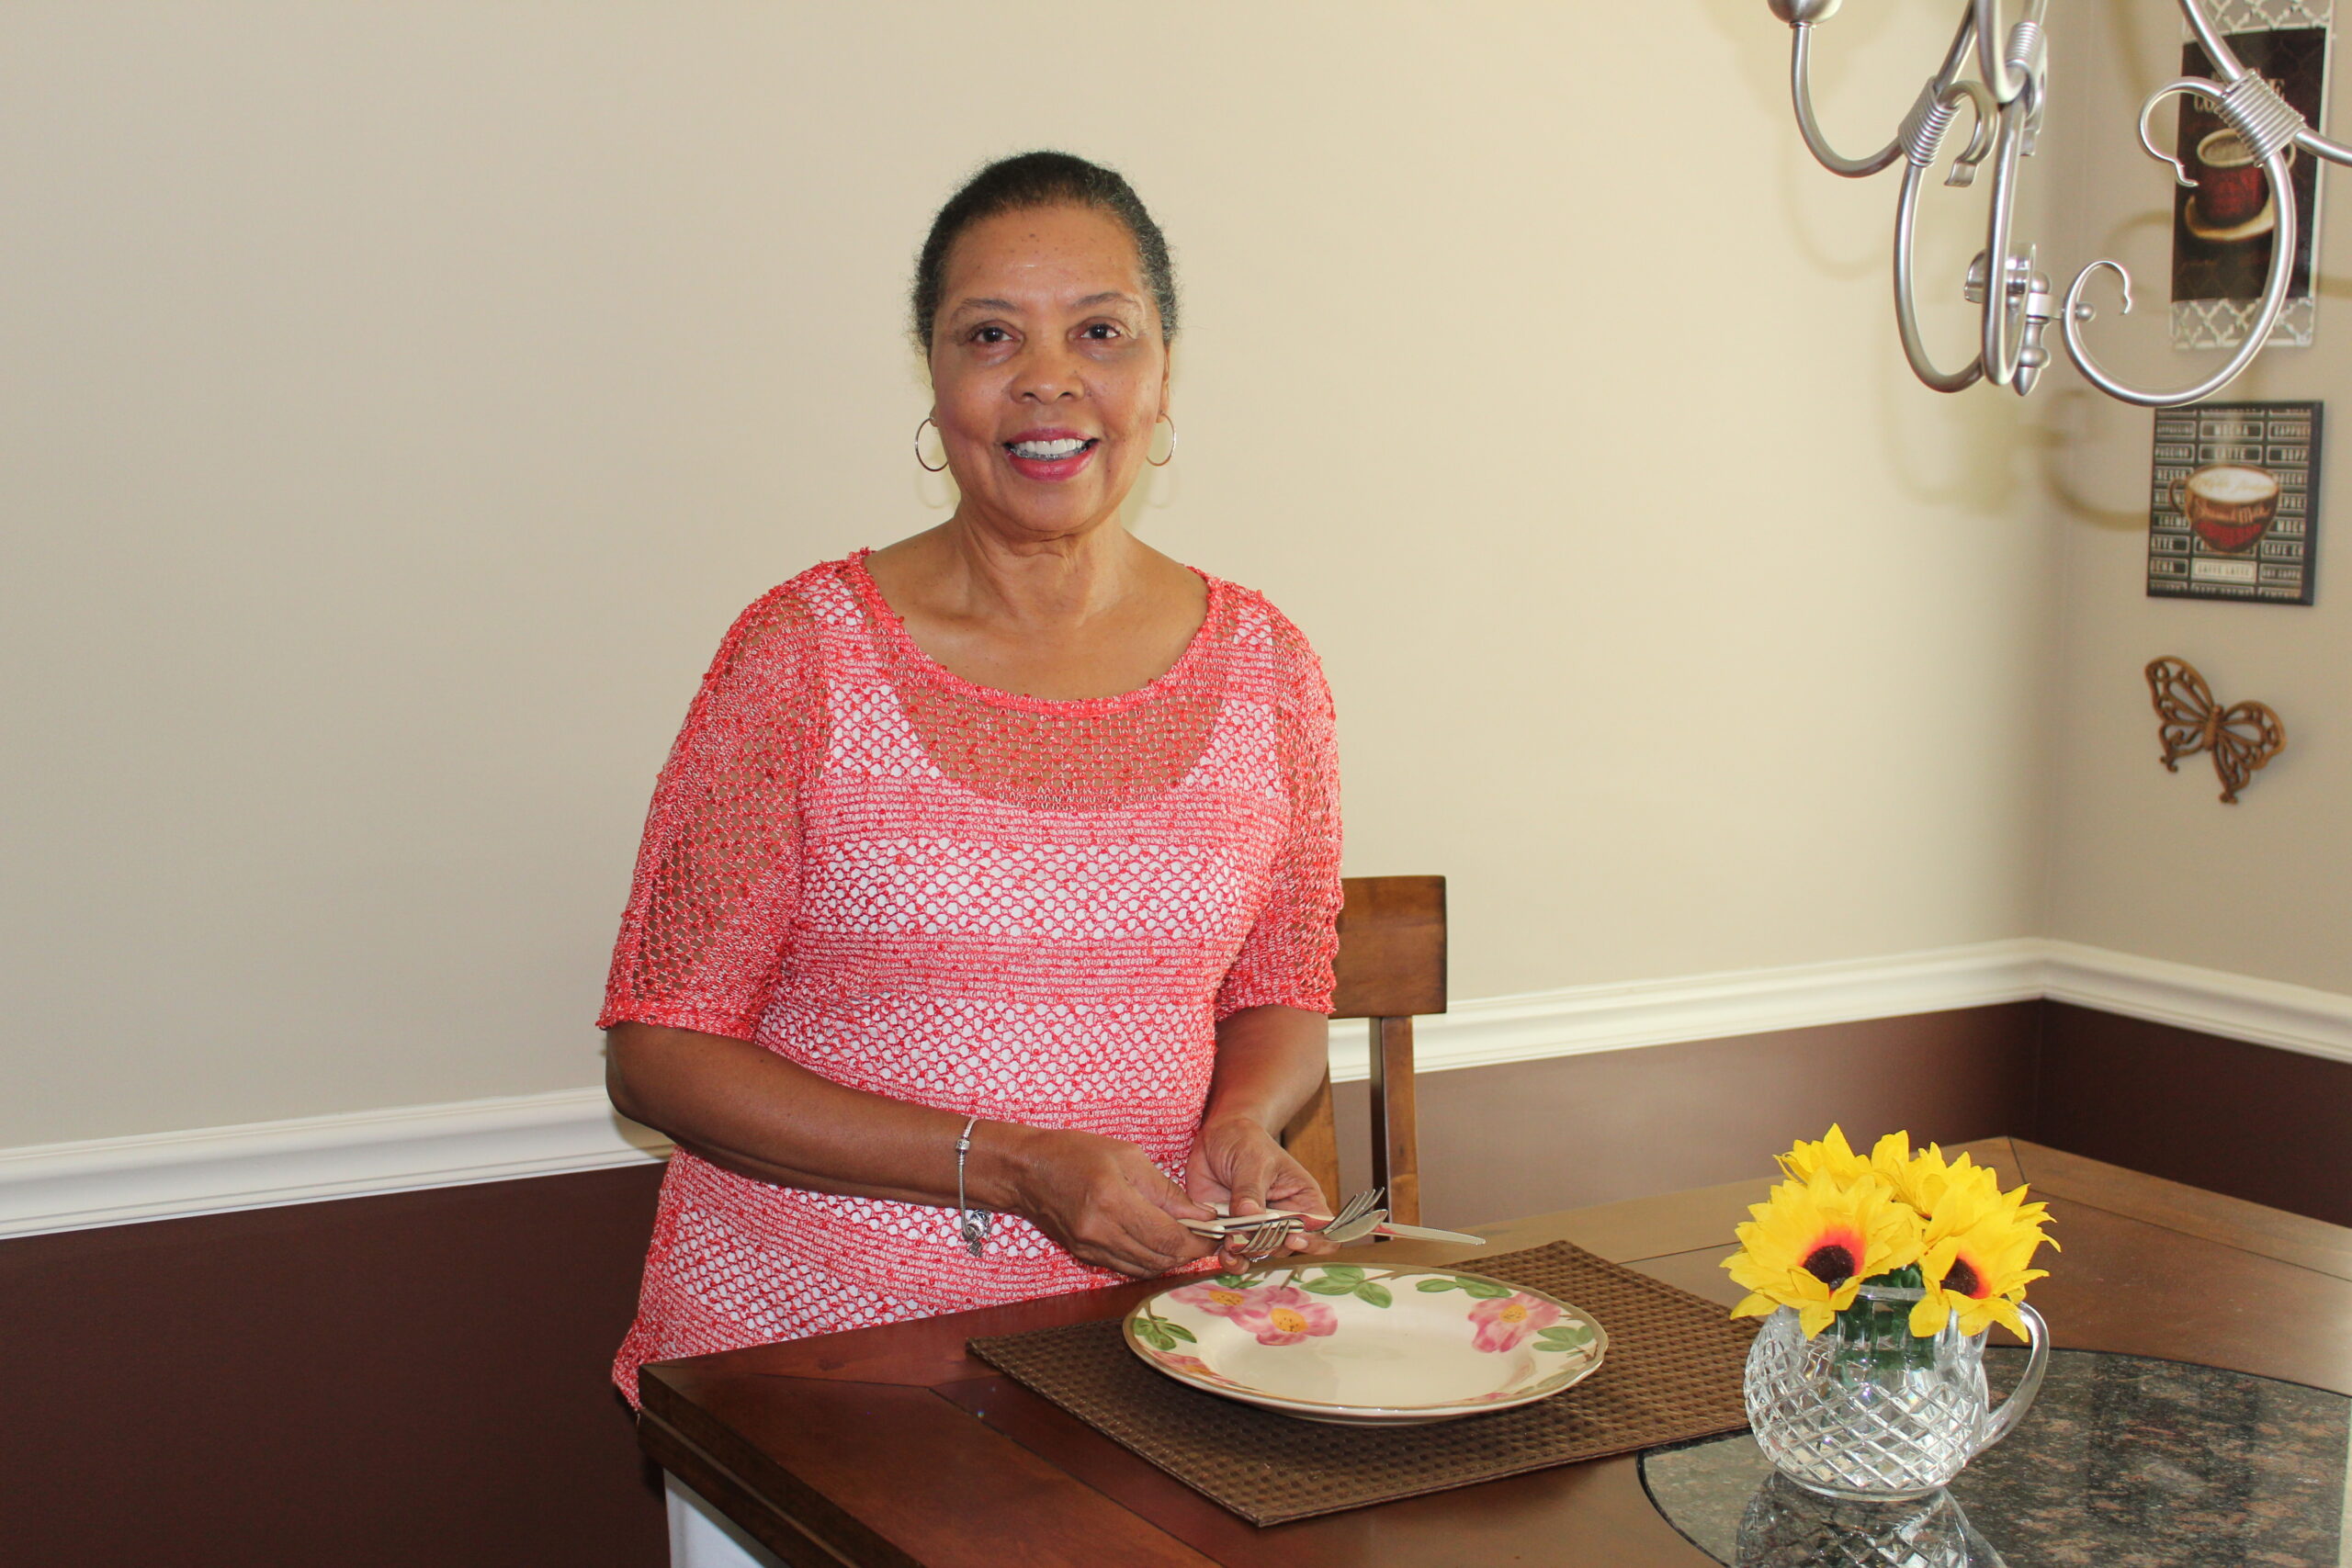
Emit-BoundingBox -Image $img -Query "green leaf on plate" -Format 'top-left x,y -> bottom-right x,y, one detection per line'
1459,1280 -> 1512,1299
1214,1274 -> 1250,1288
1302,1279 -> 1361,1295
1164,1321 -> 1197,1343
1317,1265 -> 1365,1283
1537,1325 -> 1595,1351
1136,1323 -> 1173,1350
1353,1281 -> 1394,1308
1416,1278 -> 1461,1292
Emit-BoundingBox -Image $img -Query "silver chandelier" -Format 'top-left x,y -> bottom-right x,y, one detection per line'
1770,0 -> 2349,405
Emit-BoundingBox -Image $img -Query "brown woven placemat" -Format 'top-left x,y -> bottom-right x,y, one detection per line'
967,1240 -> 1757,1526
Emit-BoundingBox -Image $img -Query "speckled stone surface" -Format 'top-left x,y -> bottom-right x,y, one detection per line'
1641,1348 -> 2350,1567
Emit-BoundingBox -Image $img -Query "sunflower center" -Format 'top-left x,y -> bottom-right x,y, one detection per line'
1268,1308 -> 1307,1333
1945,1257 -> 1987,1298
1803,1243 -> 1860,1284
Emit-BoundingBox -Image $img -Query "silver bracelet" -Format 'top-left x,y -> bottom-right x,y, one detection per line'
955,1114 -> 994,1258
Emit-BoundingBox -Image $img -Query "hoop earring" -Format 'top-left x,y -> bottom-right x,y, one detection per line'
1147,413 -> 1177,468
913,416 -> 948,473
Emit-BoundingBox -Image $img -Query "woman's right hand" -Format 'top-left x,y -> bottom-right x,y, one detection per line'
981,1123 -> 1218,1279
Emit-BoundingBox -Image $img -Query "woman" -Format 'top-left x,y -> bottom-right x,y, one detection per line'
600,152 -> 1343,1416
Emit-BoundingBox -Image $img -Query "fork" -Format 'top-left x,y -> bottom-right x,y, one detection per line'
1326,1184 -> 1385,1235
1222,1185 -> 1385,1264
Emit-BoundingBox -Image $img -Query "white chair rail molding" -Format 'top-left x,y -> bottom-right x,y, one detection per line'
6,938 -> 2346,1241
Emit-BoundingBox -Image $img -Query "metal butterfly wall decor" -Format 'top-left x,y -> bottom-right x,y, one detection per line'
2145,656 -> 2285,804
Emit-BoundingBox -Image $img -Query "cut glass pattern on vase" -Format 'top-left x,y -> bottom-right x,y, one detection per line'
1743,1286 -> 2026,1501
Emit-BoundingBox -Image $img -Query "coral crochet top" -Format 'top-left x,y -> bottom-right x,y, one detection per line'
599,551 -> 1341,1400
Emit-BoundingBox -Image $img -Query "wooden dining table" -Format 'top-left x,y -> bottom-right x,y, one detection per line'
636,1136 -> 2352,1567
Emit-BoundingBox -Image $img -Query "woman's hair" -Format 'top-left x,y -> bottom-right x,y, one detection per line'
911,151 -> 1178,349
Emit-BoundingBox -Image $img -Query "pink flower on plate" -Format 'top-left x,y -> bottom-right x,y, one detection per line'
1467,1292 -> 1563,1353
1230,1284 -> 1340,1347
1166,1280 -> 1263,1319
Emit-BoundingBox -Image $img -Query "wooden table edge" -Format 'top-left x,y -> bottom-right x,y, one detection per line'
2006,1136 -> 2352,1282
635,1134 -> 2352,1565
638,1393 -> 875,1567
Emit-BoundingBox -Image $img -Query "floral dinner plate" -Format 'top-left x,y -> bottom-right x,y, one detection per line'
1124,1262 -> 1607,1426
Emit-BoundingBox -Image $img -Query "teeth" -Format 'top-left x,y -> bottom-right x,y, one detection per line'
1010,437 -> 1089,459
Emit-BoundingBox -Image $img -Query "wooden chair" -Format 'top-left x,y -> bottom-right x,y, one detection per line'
1277,874 -> 1446,1226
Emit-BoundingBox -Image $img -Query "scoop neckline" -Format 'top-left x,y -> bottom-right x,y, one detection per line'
841,547 -> 1226,715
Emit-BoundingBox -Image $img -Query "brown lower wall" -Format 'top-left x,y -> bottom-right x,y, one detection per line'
8,998 -> 2348,1567
1,1166 -> 670,1568
2035,1001 -> 2352,1229
1332,1003 -> 2043,1227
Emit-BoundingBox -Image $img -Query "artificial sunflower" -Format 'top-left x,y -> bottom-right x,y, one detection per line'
1775,1124 -> 1871,1187
1871,1134 -> 1999,1219
1907,1177 -> 2055,1338
1724,1170 -> 1925,1337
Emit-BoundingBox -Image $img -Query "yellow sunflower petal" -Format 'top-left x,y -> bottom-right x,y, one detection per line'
1780,1124 -> 1869,1187
1961,1293 -> 2029,1339
1868,1131 -> 1915,1191
1909,1292 -> 1953,1337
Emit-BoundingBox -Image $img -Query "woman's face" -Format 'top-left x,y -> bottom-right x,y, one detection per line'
927,203 -> 1170,544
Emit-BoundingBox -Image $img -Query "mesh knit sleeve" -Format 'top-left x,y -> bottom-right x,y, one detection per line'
1215,622 -> 1342,1020
597,585 -> 822,1040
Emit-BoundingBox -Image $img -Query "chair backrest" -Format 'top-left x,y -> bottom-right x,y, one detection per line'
1277,874 -> 1446,1225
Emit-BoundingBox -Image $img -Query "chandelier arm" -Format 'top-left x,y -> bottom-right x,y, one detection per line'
2056,146 -> 2297,407
1789,24 -> 1905,176
2177,0 -> 2250,86
1979,97 -> 2032,385
1932,2 -> 1985,95
1783,4 -> 1979,179
1894,163 -> 1988,392
2138,79 -> 2220,186
1974,0 -> 2051,106
2172,6 -> 2347,165
2295,124 -> 2352,165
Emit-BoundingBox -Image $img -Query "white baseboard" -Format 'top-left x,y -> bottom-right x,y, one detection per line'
6,939 -> 2346,1239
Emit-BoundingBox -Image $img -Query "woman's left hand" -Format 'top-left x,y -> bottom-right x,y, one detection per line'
1183,1115 -> 1338,1265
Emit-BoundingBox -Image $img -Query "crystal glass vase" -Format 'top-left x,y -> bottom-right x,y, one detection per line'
1742,1283 -> 2049,1501
1733,1472 -> 2007,1568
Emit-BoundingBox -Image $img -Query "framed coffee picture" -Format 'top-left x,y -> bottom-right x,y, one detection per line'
2170,5 -> 2333,351
2146,400 -> 2323,604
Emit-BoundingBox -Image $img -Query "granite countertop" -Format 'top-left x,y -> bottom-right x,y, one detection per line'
1642,1348 -> 2351,1567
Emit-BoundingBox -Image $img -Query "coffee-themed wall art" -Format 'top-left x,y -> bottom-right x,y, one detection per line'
2146,400 -> 2322,604
2172,1 -> 2334,351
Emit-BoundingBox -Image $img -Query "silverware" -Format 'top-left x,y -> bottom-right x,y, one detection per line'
1194,1185 -> 1387,1263
1316,1186 -> 1389,1246
1362,1219 -> 1487,1245
1226,1217 -> 1296,1263
1321,1206 -> 1388,1246
1325,1185 -> 1385,1234
1184,1185 -> 1383,1240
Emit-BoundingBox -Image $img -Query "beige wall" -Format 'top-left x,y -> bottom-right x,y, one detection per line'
3,2 -> 2058,1147
2038,1 -> 2352,994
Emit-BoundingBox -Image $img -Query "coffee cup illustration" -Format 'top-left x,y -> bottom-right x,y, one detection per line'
2170,463 -> 2280,553
2192,128 -> 2294,231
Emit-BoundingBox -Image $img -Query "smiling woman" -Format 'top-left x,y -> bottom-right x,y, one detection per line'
598,150 -> 1347,1565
